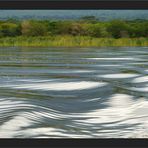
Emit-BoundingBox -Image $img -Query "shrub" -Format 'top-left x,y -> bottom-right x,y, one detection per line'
21,20 -> 48,36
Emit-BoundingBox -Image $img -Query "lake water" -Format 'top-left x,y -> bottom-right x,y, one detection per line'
0,47 -> 148,138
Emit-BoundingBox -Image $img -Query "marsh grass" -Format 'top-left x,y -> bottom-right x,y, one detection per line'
0,36 -> 148,47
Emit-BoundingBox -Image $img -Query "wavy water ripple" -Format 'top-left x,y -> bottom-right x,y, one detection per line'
0,47 -> 148,138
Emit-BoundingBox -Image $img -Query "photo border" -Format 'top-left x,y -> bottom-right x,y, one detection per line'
0,0 -> 148,148
0,0 -> 148,9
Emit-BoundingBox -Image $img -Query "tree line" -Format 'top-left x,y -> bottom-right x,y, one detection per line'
0,17 -> 148,38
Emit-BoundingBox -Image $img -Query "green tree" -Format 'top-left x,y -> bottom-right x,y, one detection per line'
21,20 -> 48,36
52,21 -> 86,36
68,22 -> 86,36
129,22 -> 148,37
0,22 -> 21,37
107,20 -> 129,38
85,23 -> 109,37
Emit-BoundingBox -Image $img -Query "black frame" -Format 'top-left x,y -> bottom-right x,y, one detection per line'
0,139 -> 148,147
0,0 -> 148,148
0,0 -> 148,9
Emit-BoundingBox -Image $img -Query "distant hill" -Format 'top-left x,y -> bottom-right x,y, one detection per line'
0,10 -> 148,20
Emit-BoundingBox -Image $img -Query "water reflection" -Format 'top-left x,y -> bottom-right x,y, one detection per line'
1,80 -> 107,91
0,47 -> 148,138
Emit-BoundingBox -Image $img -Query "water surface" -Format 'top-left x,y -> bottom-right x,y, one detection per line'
0,47 -> 148,138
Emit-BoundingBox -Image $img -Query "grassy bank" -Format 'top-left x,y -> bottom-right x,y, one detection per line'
0,36 -> 148,47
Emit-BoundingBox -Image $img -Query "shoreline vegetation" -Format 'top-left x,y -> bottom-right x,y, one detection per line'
0,17 -> 148,47
0,36 -> 148,47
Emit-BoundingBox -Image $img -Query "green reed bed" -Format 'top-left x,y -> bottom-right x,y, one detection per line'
0,36 -> 148,47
